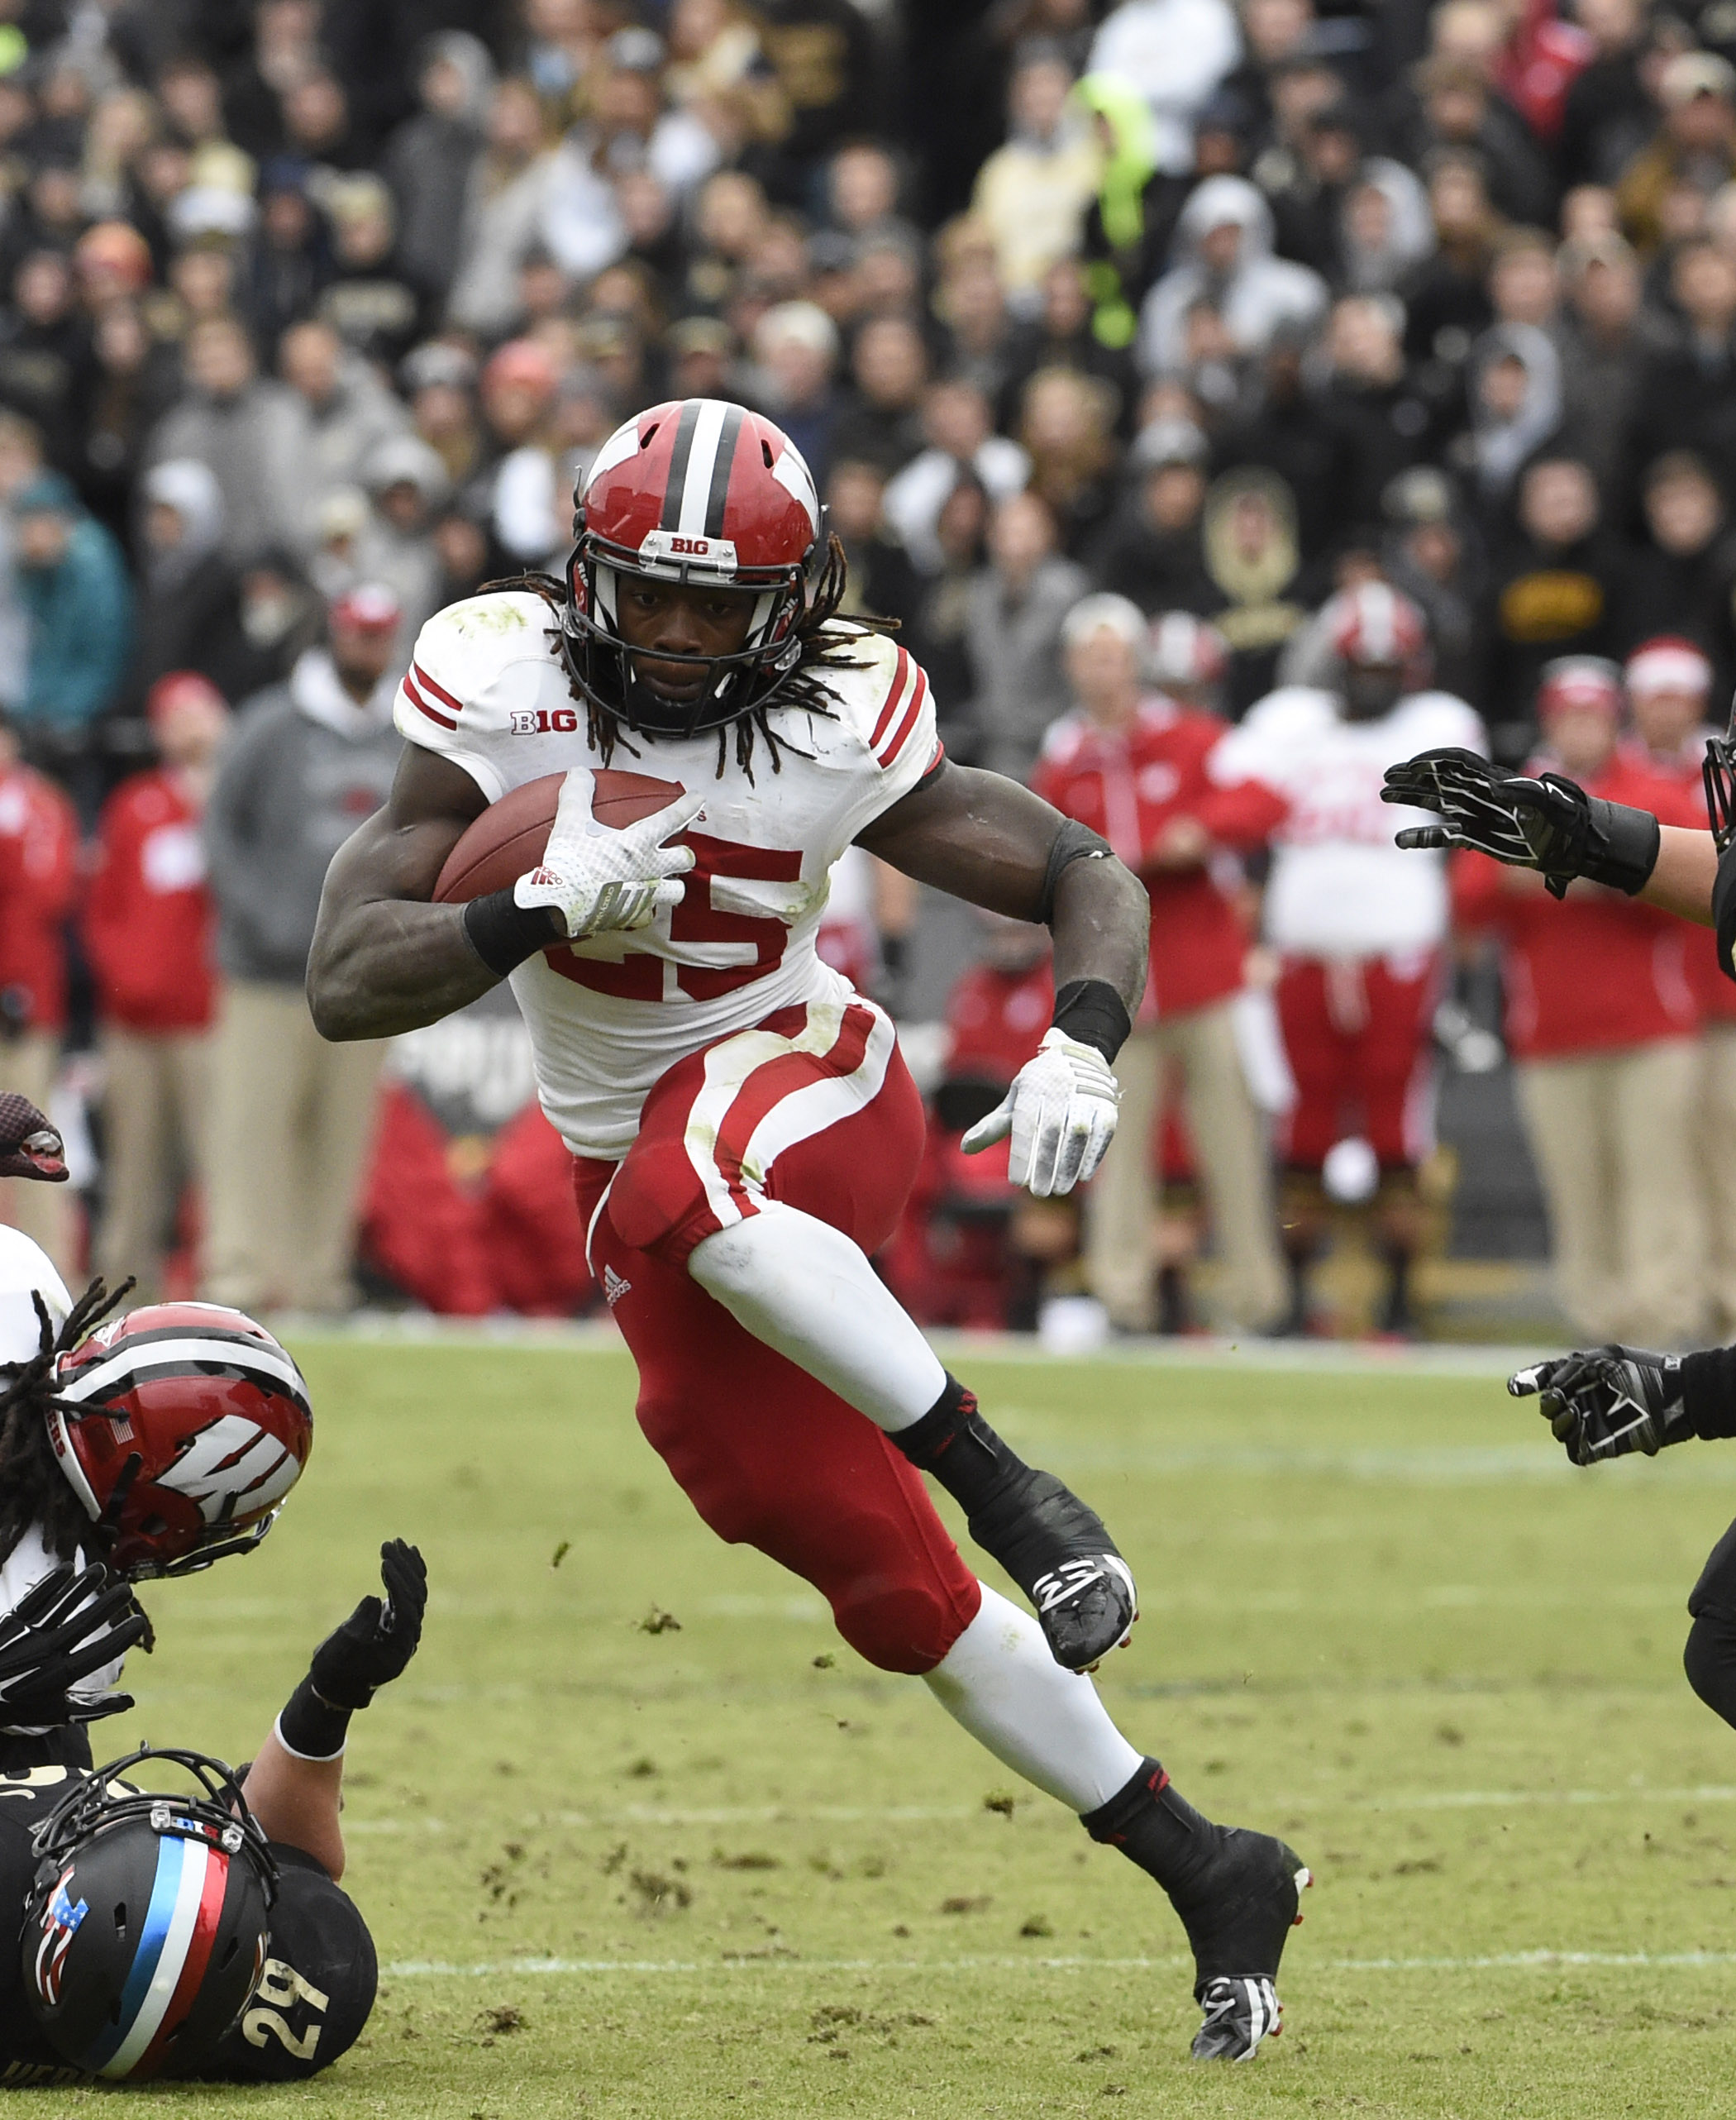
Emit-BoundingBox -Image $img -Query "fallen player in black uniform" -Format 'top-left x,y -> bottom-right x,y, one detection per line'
0,1537 -> 425,2084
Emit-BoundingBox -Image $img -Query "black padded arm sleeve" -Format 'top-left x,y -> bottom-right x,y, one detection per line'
1681,1344 -> 1736,1439
1036,818 -> 1114,927
1715,840 -> 1736,983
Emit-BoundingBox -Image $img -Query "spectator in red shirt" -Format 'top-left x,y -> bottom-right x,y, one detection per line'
1453,655 -> 1705,1344
0,709 -> 78,1274
899,914 -> 1071,1332
1031,596 -> 1289,1333
83,672 -> 228,1298
1620,636 -> 1736,1328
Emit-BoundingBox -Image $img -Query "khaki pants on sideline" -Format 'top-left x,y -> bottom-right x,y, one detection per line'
0,1029 -> 71,1276
96,1025 -> 211,1300
203,982 -> 386,1314
1085,1003 -> 1286,1333
1699,1024 -> 1736,1333
1517,1039 -> 1705,1345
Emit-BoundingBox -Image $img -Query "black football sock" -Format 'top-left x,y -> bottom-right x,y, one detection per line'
893,1375 -> 1133,1670
889,1374 -> 1014,1515
892,1373 -> 1114,1558
275,1675 -> 353,1762
1080,1757 -> 1219,1898
1084,1758 -> 1305,1993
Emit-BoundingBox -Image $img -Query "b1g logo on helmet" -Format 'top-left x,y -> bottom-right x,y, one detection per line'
31,1875 -> 87,2010
637,528 -> 739,576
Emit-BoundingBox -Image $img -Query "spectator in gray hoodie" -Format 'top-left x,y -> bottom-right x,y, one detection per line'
277,319 -> 410,551
202,582 -> 403,1314
384,32 -> 494,308
145,314 -> 303,563
964,488 -> 1088,781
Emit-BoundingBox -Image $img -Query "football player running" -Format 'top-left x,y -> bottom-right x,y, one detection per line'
1383,673 -> 1736,1738
0,1537 -> 425,2084
308,399 -> 1309,2059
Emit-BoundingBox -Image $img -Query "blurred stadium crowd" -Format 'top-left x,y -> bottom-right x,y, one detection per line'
0,0 -> 1730,1339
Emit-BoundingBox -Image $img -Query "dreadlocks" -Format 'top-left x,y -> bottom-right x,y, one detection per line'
0,1276 -> 132,1568
492,533 -> 894,784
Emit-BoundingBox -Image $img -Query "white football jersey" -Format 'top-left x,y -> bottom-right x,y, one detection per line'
0,1227 -> 126,1707
1211,685 -> 1486,957
397,591 -> 941,1158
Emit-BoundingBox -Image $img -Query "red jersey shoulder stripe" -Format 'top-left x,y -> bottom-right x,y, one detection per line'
868,645 -> 914,749
876,667 -> 929,771
401,668 -> 457,731
413,661 -> 464,714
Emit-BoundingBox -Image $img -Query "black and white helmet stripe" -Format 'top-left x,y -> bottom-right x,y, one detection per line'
59,1328 -> 310,1416
659,399 -> 745,539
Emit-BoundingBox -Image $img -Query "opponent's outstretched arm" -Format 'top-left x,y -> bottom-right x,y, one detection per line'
240,1540 -> 427,1879
1380,748 -> 1723,926
857,761 -> 1150,1016
1643,825 -> 1720,924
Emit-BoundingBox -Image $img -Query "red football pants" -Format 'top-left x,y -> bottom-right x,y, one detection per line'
1276,952 -> 1440,1172
573,997 -> 982,1675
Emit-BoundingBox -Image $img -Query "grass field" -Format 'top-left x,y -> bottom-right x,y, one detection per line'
64,1333 -> 1736,2118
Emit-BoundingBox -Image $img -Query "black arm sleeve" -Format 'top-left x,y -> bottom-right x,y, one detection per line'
1715,839 -> 1736,983
1681,1344 -> 1736,1439
1035,818 -> 1114,926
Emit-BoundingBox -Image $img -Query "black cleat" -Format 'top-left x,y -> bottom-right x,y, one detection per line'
1169,1826 -> 1310,2061
1192,1975 -> 1283,2061
967,1467 -> 1137,1672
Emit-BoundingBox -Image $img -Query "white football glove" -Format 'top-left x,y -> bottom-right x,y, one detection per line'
513,770 -> 705,940
961,1027 -> 1121,1196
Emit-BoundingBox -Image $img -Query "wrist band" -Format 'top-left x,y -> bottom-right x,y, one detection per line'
1052,978 -> 1132,1062
461,888 -> 562,976
1578,798 -> 1661,898
276,1676 -> 353,1762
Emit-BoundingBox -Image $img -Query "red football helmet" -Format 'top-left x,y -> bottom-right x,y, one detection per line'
1323,580 -> 1430,719
46,1304 -> 312,1579
1147,610 -> 1229,698
563,397 -> 823,737
1535,654 -> 1622,721
1325,580 -> 1428,671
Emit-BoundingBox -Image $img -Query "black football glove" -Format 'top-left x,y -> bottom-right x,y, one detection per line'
0,1563 -> 149,1729
309,1540 -> 427,1710
1509,1347 -> 1691,1464
0,1092 -> 66,1182
1381,749 -> 1661,901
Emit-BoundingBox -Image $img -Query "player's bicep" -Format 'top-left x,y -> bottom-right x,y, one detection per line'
855,761 -> 1064,920
323,747 -> 490,913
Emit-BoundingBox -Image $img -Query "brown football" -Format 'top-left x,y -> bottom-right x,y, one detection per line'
432,769 -> 687,904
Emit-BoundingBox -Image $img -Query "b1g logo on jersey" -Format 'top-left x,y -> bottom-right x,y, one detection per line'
511,709 -> 581,735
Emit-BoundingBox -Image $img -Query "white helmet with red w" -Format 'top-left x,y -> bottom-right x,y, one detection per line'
47,1304 -> 312,1579
564,397 -> 823,737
